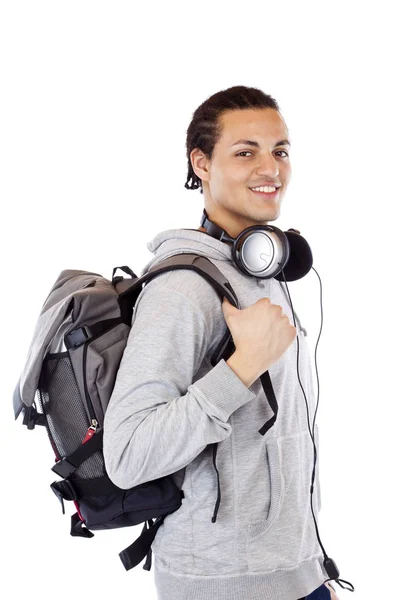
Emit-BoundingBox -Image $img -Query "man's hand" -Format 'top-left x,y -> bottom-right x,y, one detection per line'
324,582 -> 340,600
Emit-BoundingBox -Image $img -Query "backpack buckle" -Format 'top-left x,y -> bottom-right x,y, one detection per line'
64,326 -> 93,349
51,456 -> 77,478
22,405 -> 46,430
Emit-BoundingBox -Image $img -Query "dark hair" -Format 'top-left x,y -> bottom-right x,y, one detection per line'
184,85 -> 281,194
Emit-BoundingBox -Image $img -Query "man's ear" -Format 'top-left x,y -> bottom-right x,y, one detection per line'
190,148 -> 210,185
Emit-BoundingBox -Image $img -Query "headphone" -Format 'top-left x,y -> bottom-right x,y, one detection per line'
197,208 -> 354,593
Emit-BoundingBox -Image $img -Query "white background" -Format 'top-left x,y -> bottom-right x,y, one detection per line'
1,1 -> 398,599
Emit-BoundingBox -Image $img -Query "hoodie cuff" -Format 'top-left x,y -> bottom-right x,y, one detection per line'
189,358 -> 256,421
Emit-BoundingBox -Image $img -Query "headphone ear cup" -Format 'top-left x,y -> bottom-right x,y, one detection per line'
233,226 -> 289,279
274,231 -> 313,282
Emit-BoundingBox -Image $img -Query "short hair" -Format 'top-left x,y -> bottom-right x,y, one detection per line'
184,85 -> 280,194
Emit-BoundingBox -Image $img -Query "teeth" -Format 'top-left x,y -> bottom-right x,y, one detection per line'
251,186 -> 277,193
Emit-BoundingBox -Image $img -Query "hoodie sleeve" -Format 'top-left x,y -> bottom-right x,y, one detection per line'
103,280 -> 256,490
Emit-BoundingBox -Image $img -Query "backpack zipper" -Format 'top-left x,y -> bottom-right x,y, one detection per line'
78,321 -> 121,429
82,341 -> 100,426
82,419 -> 98,443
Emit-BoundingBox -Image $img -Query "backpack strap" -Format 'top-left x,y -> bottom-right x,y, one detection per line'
51,473 -> 120,504
21,404 -> 46,430
51,429 -> 104,478
64,317 -> 123,350
70,512 -> 94,538
119,515 -> 166,571
258,371 -> 278,436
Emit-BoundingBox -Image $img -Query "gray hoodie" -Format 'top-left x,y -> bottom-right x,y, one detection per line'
103,227 -> 330,600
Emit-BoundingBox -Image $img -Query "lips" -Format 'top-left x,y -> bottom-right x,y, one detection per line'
250,187 -> 280,198
250,183 -> 281,189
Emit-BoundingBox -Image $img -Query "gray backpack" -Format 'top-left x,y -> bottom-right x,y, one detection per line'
12,254 -> 240,572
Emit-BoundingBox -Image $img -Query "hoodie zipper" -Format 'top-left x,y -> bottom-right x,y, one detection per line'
277,280 -> 308,336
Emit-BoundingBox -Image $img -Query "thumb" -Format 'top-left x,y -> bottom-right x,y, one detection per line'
222,296 -> 236,313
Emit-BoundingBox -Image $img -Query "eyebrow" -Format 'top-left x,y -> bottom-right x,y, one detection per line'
230,138 -> 291,148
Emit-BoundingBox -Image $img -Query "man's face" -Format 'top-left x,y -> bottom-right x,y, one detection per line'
192,108 -> 292,239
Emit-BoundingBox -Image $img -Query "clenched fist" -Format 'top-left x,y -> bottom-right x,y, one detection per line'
221,295 -> 297,382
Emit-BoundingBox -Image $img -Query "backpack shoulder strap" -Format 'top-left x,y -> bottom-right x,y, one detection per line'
118,253 -> 239,308
116,253 -> 239,366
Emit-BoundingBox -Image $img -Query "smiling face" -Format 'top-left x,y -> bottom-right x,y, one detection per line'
191,107 -> 292,240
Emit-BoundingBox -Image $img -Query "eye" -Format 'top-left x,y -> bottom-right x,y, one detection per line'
235,150 -> 289,158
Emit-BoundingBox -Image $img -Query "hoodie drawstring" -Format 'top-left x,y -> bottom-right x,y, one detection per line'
211,444 -> 221,522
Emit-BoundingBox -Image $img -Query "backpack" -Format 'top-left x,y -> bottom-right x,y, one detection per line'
12,253 -> 240,572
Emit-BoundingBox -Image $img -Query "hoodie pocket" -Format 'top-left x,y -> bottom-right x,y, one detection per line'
246,429 -> 321,572
246,438 -> 283,539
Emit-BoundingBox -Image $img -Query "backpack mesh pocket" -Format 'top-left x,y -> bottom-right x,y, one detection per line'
37,351 -> 105,479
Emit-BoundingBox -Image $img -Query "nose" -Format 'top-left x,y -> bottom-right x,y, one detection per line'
255,153 -> 279,178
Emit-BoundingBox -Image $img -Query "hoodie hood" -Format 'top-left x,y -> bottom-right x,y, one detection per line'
141,227 -> 307,336
141,228 -> 233,275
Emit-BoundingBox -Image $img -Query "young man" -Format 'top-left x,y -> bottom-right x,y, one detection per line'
103,86 -> 339,600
